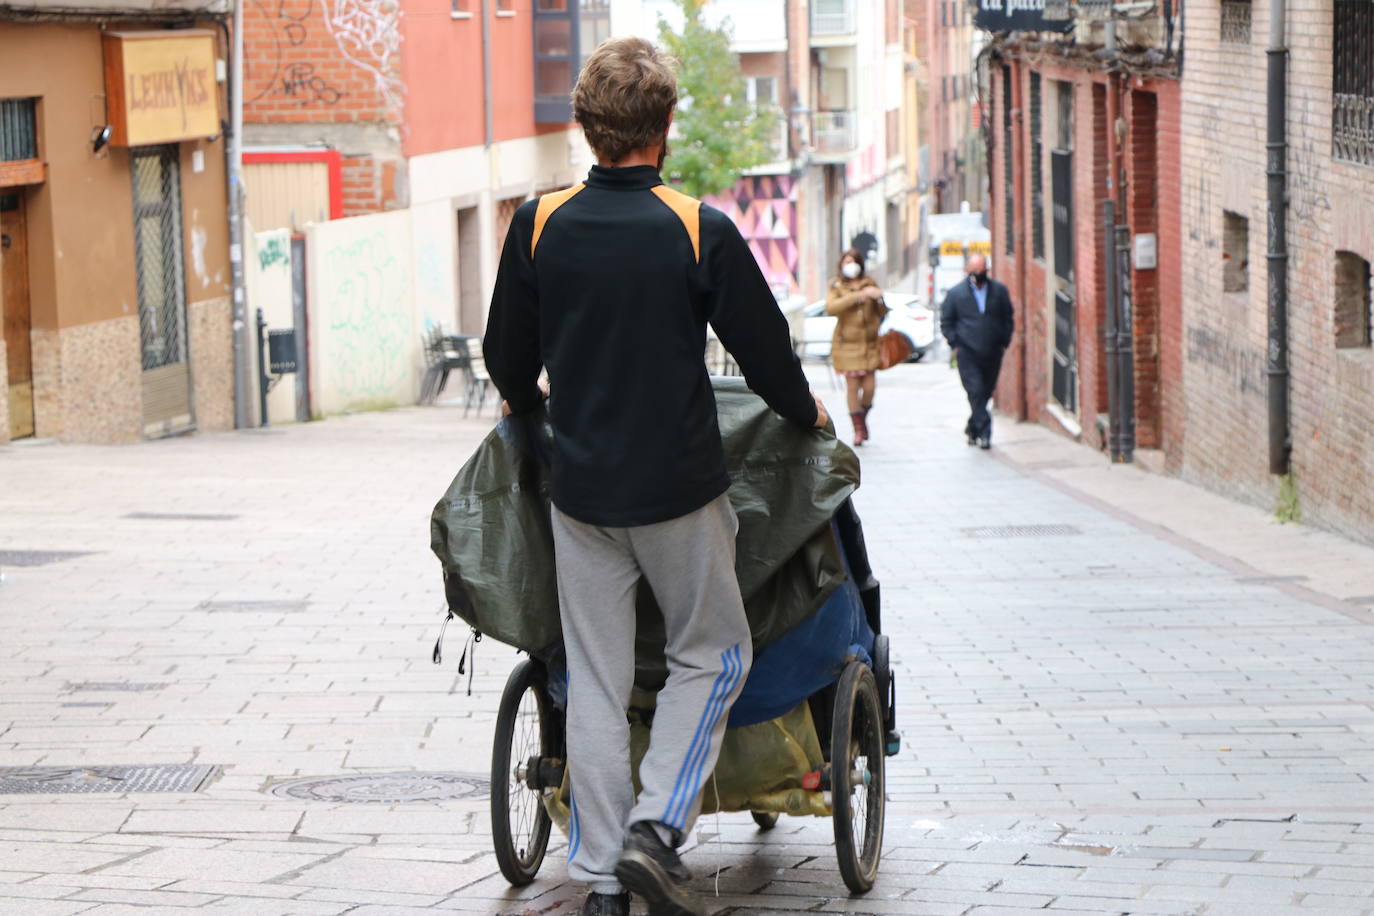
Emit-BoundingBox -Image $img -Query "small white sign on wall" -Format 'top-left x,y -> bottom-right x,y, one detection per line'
1134,233 -> 1158,270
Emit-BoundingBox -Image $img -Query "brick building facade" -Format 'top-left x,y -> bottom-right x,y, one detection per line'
987,35 -> 1182,457
984,2 -> 1374,544
1178,0 -> 1374,542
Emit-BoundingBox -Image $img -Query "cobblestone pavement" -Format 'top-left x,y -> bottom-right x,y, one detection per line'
1,361 -> 1372,916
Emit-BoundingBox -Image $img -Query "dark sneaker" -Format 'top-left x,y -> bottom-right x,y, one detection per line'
614,821 -> 701,916
966,433 -> 977,446
579,891 -> 630,916
979,437 -> 991,450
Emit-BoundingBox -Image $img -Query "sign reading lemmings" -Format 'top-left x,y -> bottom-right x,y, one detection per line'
104,31 -> 220,147
974,0 -> 1075,33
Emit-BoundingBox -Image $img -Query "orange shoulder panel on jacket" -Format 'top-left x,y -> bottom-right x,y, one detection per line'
649,185 -> 701,263
531,184 -> 586,258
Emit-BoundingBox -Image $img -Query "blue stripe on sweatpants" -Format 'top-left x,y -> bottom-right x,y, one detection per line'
662,643 -> 744,830
659,646 -> 734,829
568,790 -> 582,863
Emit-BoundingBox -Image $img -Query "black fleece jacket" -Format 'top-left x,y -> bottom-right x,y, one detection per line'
483,164 -> 817,527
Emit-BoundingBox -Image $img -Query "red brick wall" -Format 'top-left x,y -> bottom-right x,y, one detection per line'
991,58 -> 1184,459
243,0 -> 399,125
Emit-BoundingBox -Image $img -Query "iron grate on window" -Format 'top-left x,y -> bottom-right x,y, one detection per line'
131,146 -> 188,371
0,98 -> 37,162
1334,0 -> 1374,167
1220,0 -> 1252,44
1030,72 -> 1045,260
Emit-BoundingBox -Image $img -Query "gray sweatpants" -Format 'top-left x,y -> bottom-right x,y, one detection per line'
550,493 -> 753,894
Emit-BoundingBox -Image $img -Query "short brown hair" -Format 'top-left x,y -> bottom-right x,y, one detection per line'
837,248 -> 866,278
572,37 -> 678,163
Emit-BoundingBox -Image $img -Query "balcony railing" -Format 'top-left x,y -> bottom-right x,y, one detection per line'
812,0 -> 854,36
812,110 -> 856,155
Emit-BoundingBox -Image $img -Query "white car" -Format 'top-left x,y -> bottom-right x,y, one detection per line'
797,294 -> 938,362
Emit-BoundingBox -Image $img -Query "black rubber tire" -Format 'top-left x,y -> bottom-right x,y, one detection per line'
872,634 -> 891,726
491,659 -> 555,887
751,811 -> 779,831
831,662 -> 886,894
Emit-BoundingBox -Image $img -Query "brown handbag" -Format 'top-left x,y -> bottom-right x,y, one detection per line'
878,330 -> 912,370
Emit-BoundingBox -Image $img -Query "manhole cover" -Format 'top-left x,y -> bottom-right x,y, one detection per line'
65,682 -> 168,693
0,765 -> 219,795
963,524 -> 1083,538
198,600 -> 308,613
0,550 -> 93,567
124,512 -> 238,521
269,772 -> 489,803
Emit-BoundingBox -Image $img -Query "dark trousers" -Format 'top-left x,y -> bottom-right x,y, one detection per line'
957,348 -> 1003,441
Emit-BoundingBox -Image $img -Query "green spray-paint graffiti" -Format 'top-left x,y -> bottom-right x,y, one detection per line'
258,235 -> 291,271
319,227 -> 412,408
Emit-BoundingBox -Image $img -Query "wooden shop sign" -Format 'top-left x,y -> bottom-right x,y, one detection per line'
104,31 -> 220,147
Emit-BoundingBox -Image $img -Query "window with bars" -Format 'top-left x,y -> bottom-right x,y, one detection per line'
0,98 -> 38,162
131,146 -> 188,372
1030,72 -> 1044,259
1003,65 -> 1014,257
1220,0 -> 1252,44
1334,0 -> 1374,166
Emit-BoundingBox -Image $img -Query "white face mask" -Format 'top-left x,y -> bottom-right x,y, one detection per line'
841,262 -> 861,280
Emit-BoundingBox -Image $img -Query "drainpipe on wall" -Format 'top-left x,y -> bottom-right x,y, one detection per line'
228,0 -> 250,429
1265,0 -> 1290,475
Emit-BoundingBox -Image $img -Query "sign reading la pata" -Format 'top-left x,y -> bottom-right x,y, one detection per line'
104,31 -> 220,147
974,0 -> 1075,33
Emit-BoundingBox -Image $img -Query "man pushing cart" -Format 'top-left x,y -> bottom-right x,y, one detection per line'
454,35 -> 891,916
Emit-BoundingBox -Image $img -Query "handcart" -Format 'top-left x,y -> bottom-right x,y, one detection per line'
429,378 -> 897,897
486,500 -> 899,895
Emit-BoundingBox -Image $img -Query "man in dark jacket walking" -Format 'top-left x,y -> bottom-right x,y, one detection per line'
940,253 -> 1015,449
483,36 -> 827,916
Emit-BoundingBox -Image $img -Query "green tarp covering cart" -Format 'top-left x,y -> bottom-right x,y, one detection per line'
431,378 -> 899,895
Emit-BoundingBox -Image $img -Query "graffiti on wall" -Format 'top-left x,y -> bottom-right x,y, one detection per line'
319,0 -> 403,111
247,0 -> 346,105
316,223 -> 412,409
706,175 -> 799,293
1291,104 -> 1332,227
247,0 -> 401,111
1186,325 -> 1265,399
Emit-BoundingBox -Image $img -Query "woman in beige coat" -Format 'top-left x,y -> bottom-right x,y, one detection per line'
825,248 -> 887,445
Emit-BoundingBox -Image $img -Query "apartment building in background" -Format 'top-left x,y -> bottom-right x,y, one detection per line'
239,0 -> 598,417
620,0 -> 911,298
916,0 -> 986,216
1,0 -> 233,445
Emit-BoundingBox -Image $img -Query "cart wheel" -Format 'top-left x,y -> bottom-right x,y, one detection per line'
831,661 -> 885,894
751,811 -> 778,831
491,659 -> 556,886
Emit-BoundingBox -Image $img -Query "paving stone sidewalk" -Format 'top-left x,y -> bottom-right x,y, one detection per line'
0,361 -> 1371,916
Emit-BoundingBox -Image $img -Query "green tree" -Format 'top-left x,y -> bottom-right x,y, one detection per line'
657,0 -> 780,199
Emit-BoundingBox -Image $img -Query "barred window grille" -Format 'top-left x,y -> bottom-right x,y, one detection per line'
1030,72 -> 1045,260
0,98 -> 38,161
130,146 -> 188,371
1220,0 -> 1252,44
1003,65 -> 1014,257
1334,0 -> 1374,166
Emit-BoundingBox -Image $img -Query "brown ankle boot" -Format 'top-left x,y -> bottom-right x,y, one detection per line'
861,405 -> 873,441
850,411 -> 868,446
